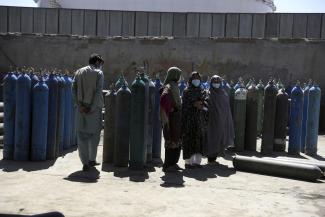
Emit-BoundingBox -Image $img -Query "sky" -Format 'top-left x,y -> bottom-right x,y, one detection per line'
0,0 -> 325,13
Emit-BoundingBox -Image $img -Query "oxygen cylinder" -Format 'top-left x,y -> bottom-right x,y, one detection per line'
256,80 -> 265,136
114,84 -> 131,167
140,72 -> 149,162
147,78 -> 156,162
103,89 -> 116,163
3,72 -> 17,160
31,79 -> 49,161
246,79 -> 252,89
129,76 -> 147,170
46,74 -> 59,160
245,83 -> 258,151
152,78 -> 162,159
115,75 -> 128,90
305,85 -> 321,155
288,84 -> 304,155
14,73 -> 31,161
234,80 -> 241,90
70,76 -> 77,147
222,80 -> 231,97
233,156 -> 322,182
63,75 -> 72,150
234,86 -> 247,151
301,84 -> 311,152
261,80 -> 277,155
30,73 -> 39,89
56,75 -> 66,156
274,89 -> 289,152
179,80 -> 187,96
229,81 -> 235,116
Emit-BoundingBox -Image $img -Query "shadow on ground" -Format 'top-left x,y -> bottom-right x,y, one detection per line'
101,164 -> 151,182
64,167 -> 100,183
0,159 -> 56,172
0,147 -> 77,172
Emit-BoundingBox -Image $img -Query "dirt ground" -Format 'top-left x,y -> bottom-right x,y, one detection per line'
0,135 -> 324,217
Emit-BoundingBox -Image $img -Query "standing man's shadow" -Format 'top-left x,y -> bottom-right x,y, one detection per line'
64,167 -> 100,183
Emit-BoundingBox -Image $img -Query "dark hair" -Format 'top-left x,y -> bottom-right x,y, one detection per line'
89,53 -> 104,65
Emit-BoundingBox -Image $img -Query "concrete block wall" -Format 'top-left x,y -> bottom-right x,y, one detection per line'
0,6 -> 324,39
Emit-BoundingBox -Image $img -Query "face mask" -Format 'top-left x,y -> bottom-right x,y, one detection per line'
192,79 -> 201,87
212,83 -> 221,89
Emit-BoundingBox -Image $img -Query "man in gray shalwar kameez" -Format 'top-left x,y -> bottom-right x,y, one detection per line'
72,54 -> 104,171
204,75 -> 234,163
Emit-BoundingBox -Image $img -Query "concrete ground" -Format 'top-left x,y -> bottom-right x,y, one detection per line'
0,135 -> 324,217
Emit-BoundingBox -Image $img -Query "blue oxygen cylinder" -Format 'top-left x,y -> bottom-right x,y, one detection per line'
14,73 -> 31,161
31,79 -> 49,161
305,85 -> 321,155
222,80 -> 231,96
234,80 -> 241,90
288,84 -> 304,155
31,73 -> 39,88
46,74 -> 59,160
3,72 -> 17,160
56,75 -> 66,155
152,78 -> 162,159
70,76 -> 77,147
179,80 -> 187,96
63,75 -> 72,150
301,84 -> 311,152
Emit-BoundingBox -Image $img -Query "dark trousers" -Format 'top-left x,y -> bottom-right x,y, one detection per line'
163,147 -> 181,169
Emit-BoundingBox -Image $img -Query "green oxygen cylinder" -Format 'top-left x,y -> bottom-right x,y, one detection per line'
103,88 -> 116,163
256,80 -> 265,136
229,80 -> 236,116
245,82 -> 258,151
129,76 -> 147,170
246,78 -> 252,89
234,85 -> 247,151
274,88 -> 289,152
261,80 -> 278,155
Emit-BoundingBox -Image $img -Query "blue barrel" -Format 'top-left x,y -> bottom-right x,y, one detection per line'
288,84 -> 304,155
31,79 -> 49,161
14,73 -> 31,161
178,80 -> 187,96
305,85 -> 321,155
152,78 -> 162,159
301,84 -> 311,152
63,75 -> 72,150
46,74 -> 59,160
56,75 -> 66,155
3,72 -> 17,160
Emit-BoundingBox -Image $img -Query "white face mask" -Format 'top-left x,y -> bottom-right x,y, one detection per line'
212,83 -> 221,89
192,79 -> 201,87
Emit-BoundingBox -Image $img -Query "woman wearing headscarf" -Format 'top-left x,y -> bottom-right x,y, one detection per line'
160,67 -> 183,172
204,75 -> 234,163
181,71 -> 208,169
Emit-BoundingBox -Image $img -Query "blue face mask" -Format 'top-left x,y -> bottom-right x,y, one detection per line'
192,79 -> 200,87
212,83 -> 221,89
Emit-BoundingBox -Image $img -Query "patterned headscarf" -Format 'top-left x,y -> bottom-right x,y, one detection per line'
164,67 -> 182,108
